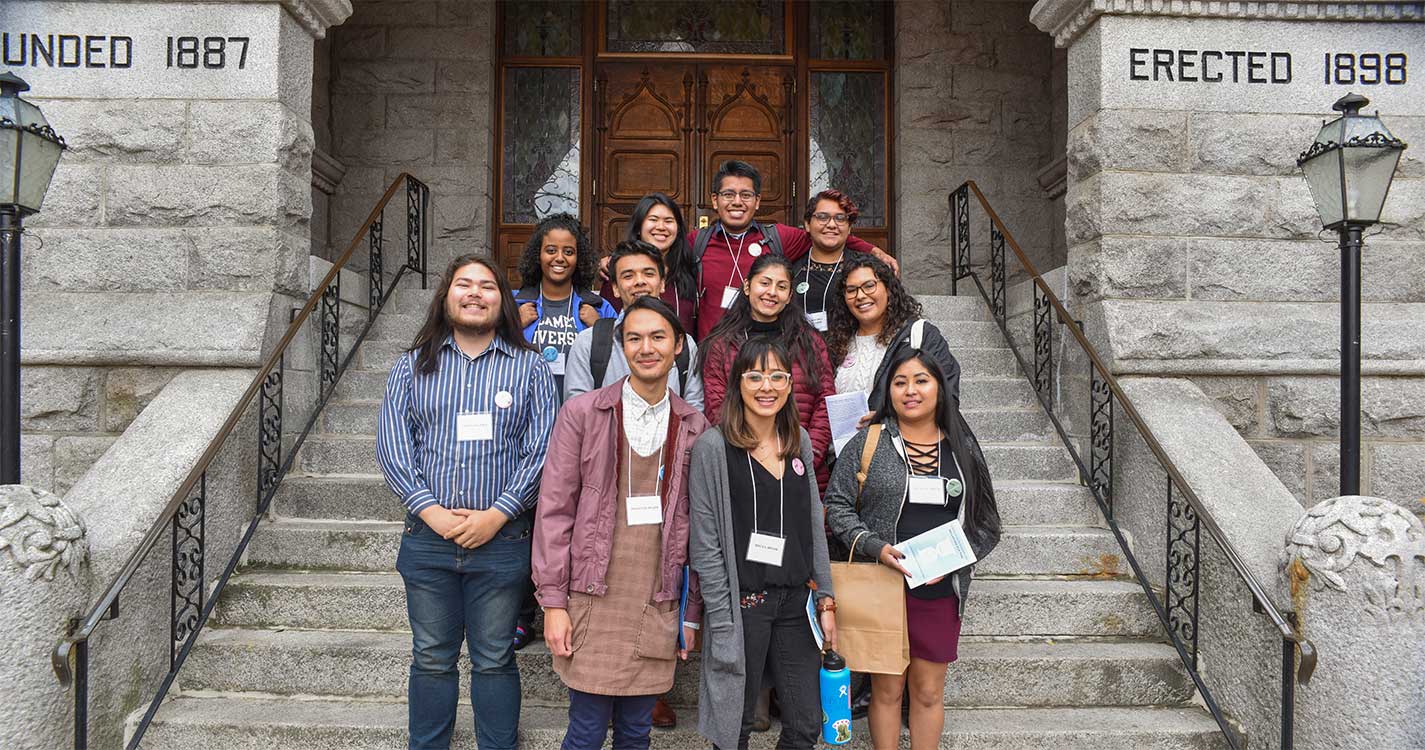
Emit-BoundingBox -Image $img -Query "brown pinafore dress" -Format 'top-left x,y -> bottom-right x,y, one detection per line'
554,427 -> 681,696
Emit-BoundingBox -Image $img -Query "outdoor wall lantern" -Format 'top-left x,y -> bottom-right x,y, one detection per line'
0,71 -> 68,484
1296,92 -> 1407,497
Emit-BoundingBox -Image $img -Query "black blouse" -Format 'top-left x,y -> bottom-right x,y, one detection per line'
896,436 -> 964,600
726,442 -> 813,591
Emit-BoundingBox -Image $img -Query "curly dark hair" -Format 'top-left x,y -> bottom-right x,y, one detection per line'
823,254 -> 923,367
517,213 -> 598,291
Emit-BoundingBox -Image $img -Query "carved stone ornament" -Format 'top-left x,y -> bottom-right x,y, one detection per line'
1284,495 -> 1425,625
0,486 -> 87,582
1030,0 -> 1425,47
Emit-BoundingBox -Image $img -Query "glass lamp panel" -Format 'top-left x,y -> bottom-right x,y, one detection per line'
17,132 -> 63,213
0,129 -> 17,206
1301,146 -> 1345,228
1341,144 -> 1403,224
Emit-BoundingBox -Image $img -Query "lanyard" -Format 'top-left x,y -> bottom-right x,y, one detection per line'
800,253 -> 843,315
723,225 -> 752,288
746,440 -> 785,536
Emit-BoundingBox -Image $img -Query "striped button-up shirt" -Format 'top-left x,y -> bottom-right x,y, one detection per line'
376,332 -> 558,519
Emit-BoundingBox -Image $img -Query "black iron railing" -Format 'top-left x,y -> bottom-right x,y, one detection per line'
50,174 -> 430,750
950,181 -> 1316,750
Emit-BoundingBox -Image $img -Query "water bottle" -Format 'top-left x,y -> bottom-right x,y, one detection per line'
820,649 -> 851,745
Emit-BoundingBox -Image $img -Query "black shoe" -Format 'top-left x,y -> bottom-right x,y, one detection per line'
512,623 -> 535,651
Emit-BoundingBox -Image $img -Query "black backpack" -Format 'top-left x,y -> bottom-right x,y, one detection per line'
590,318 -> 691,395
691,219 -> 785,263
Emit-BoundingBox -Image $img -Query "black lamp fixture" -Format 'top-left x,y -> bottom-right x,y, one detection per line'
1296,92 -> 1407,497
0,71 -> 68,484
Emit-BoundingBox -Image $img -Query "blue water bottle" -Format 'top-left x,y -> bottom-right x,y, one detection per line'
820,649 -> 851,745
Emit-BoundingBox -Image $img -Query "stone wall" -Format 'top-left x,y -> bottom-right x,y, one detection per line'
5,0 -> 342,492
895,0 -> 1062,294
1035,2 -> 1425,513
324,0 -> 495,270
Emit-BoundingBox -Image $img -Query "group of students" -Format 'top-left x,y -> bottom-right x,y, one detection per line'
375,160 -> 1003,750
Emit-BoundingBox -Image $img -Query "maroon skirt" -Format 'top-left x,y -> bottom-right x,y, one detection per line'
906,593 -> 962,664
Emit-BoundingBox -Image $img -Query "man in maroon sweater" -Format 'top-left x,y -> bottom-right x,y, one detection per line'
691,160 -> 898,339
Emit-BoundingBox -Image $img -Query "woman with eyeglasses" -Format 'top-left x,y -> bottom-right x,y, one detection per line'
823,348 -> 1001,750
688,338 -> 838,750
824,255 -> 961,414
698,252 -> 835,490
791,190 -> 859,334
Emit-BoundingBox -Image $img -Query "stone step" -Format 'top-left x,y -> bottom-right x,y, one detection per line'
245,520 -> 1123,578
138,697 -> 1226,749
296,434 -> 1074,481
920,294 -> 995,322
182,628 -> 1189,708
215,572 -> 1157,638
271,476 -> 1099,527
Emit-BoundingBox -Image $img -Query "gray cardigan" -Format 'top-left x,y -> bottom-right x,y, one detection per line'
823,417 -> 1001,617
688,427 -> 834,750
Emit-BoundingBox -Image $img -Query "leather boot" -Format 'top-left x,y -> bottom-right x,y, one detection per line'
651,697 -> 677,729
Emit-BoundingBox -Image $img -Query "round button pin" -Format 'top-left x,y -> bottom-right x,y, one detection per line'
542,345 -> 558,362
796,281 -> 810,294
748,242 -> 762,257
946,478 -> 963,497
495,390 -> 513,409
792,457 -> 805,476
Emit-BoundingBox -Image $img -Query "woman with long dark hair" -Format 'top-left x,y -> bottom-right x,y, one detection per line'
598,193 -> 700,337
824,254 -> 961,410
697,252 -> 835,490
688,338 -> 837,750
823,349 -> 1001,750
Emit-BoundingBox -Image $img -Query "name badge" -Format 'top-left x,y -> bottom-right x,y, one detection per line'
908,476 -> 946,506
747,531 -> 786,567
721,286 -> 740,309
626,494 -> 663,526
806,310 -> 828,331
547,351 -> 566,376
457,412 -> 494,442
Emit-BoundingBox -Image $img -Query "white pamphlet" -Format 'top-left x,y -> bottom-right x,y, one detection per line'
825,390 -> 870,456
892,519 -> 978,588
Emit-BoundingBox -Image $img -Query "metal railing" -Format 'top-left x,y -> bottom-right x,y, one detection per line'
949,181 -> 1316,750
50,174 -> 430,749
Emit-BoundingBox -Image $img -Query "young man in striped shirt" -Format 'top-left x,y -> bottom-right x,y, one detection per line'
376,254 -> 559,750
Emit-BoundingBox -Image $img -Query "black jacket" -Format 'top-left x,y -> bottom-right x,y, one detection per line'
866,319 -> 962,412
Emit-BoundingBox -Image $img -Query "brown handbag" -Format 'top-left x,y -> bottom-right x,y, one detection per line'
828,426 -> 910,674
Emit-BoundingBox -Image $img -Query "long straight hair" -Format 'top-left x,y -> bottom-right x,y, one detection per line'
720,338 -> 802,460
627,192 -> 696,302
696,253 -> 826,384
409,254 -> 532,374
870,348 -> 998,539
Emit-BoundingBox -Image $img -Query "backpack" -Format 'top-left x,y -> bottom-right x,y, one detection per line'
515,286 -> 606,314
590,317 -> 691,395
691,220 -> 785,263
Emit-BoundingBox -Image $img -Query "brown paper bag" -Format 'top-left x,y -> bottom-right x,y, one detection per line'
829,531 -> 909,675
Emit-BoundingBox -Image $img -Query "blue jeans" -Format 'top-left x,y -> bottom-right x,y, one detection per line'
562,689 -> 659,750
397,511 -> 532,750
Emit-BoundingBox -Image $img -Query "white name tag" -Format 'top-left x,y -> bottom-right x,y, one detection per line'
626,494 -> 663,526
721,286 -> 740,309
746,531 -> 786,567
457,412 -> 493,442
806,310 -> 828,331
547,351 -> 566,376
908,476 -> 946,506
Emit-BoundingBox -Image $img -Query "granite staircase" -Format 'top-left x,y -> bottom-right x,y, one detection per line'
135,282 -> 1228,749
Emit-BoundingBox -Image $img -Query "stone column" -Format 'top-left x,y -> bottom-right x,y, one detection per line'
1283,495 -> 1425,750
1030,2 -> 1425,502
0,486 -> 89,750
2,0 -> 352,485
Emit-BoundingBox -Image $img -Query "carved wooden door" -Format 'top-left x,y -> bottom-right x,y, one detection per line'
592,63 -> 795,252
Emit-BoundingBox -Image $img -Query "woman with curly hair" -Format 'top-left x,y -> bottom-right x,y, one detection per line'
824,255 -> 961,412
515,213 -> 617,397
792,189 -> 859,333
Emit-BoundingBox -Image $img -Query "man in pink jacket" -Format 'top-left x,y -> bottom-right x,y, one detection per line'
533,296 -> 710,749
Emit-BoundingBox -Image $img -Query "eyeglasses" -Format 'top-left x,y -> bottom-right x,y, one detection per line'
812,212 -> 850,225
740,371 -> 792,389
844,279 -> 881,298
716,190 -> 759,202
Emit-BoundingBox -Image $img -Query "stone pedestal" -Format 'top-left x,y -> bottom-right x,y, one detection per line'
0,485 -> 89,750
1283,495 -> 1425,750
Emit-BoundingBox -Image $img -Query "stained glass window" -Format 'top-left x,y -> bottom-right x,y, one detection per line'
605,0 -> 784,55
809,72 -> 886,225
809,0 -> 887,61
502,67 -> 581,224
504,1 -> 582,57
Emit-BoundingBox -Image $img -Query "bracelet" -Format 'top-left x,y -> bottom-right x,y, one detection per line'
815,598 -> 836,613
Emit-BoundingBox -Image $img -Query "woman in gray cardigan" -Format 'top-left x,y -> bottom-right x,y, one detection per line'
688,338 -> 837,750
824,348 -> 1001,750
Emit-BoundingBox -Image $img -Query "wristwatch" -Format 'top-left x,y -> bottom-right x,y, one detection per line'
815,598 -> 837,613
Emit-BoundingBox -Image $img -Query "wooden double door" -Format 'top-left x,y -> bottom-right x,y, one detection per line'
592,63 -> 796,252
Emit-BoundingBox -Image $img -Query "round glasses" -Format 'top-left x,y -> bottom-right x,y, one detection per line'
740,371 -> 792,389
844,279 -> 881,298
